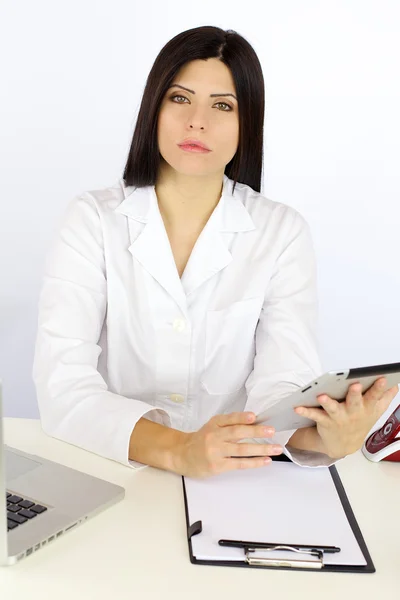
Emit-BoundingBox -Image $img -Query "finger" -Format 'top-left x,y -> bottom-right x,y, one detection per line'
363,377 -> 387,405
213,411 -> 256,428
227,442 -> 283,458
316,394 -> 342,417
376,385 -> 400,412
224,456 -> 272,471
221,424 -> 276,442
294,405 -> 330,425
344,383 -> 363,413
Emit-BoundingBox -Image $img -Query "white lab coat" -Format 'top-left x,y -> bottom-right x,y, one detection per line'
32,174 -> 339,469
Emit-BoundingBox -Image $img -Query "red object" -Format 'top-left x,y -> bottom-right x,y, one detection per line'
362,403 -> 400,462
382,449 -> 400,462
178,138 -> 211,151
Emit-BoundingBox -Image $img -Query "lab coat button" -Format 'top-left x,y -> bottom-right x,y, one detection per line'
169,394 -> 185,403
173,318 -> 186,332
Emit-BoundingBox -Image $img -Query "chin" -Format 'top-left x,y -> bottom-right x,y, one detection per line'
164,160 -> 217,178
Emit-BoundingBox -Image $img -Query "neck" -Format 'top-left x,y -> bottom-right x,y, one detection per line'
155,162 -> 224,231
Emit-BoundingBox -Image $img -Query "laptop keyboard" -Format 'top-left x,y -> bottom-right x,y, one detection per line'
6,492 -> 48,532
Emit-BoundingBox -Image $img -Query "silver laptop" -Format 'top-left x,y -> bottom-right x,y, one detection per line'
0,381 -> 125,566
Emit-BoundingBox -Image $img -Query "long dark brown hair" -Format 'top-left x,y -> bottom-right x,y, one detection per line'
122,25 -> 265,194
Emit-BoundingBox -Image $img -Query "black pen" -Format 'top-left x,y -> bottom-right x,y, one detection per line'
218,539 -> 341,554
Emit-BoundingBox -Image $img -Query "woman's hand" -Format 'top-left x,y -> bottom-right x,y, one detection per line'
176,412 -> 283,478
294,377 -> 399,459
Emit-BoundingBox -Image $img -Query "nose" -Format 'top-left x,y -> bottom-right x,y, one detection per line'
187,105 -> 208,130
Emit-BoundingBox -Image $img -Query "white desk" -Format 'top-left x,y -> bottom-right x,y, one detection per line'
1,418 -> 399,599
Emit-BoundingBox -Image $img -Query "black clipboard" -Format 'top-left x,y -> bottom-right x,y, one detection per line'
182,454 -> 375,573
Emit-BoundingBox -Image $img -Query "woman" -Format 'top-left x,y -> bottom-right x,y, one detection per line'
32,25 -> 398,478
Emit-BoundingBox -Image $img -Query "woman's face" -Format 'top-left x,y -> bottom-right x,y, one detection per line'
157,58 -> 239,177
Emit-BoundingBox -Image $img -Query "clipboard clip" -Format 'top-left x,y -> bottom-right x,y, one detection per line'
244,544 -> 324,569
218,539 -> 341,569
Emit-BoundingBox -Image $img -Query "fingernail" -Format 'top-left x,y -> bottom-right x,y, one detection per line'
263,427 -> 274,435
264,458 -> 272,465
272,446 -> 283,454
247,413 -> 255,422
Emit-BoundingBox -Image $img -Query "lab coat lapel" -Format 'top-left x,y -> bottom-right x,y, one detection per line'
115,184 -> 188,316
180,220 -> 232,297
181,176 -> 256,296
114,175 -> 256,310
182,192 -> 255,295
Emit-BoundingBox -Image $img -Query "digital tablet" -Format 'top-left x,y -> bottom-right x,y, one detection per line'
255,361 -> 400,432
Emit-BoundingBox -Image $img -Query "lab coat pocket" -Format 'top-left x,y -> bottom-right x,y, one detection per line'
201,296 -> 263,395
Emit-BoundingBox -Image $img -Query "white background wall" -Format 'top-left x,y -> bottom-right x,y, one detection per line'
1,1 -> 399,437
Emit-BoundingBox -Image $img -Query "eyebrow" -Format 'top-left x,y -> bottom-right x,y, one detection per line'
168,83 -> 237,100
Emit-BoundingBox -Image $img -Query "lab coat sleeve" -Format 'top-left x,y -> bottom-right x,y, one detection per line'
32,192 -> 171,469
244,209 -> 341,468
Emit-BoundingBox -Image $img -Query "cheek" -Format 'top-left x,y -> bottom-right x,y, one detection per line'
227,126 -> 239,145
217,111 -> 238,137
158,110 -> 180,145
157,117 -> 173,155
220,120 -> 239,153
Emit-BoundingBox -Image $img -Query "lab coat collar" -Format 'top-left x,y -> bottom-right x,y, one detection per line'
115,174 -> 255,232
114,175 -> 256,315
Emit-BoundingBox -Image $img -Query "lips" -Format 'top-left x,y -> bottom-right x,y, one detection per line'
178,145 -> 211,154
178,138 -> 211,151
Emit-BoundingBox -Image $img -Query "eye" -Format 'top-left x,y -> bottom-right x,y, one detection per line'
170,94 -> 188,104
214,102 -> 233,112
169,94 -> 233,111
